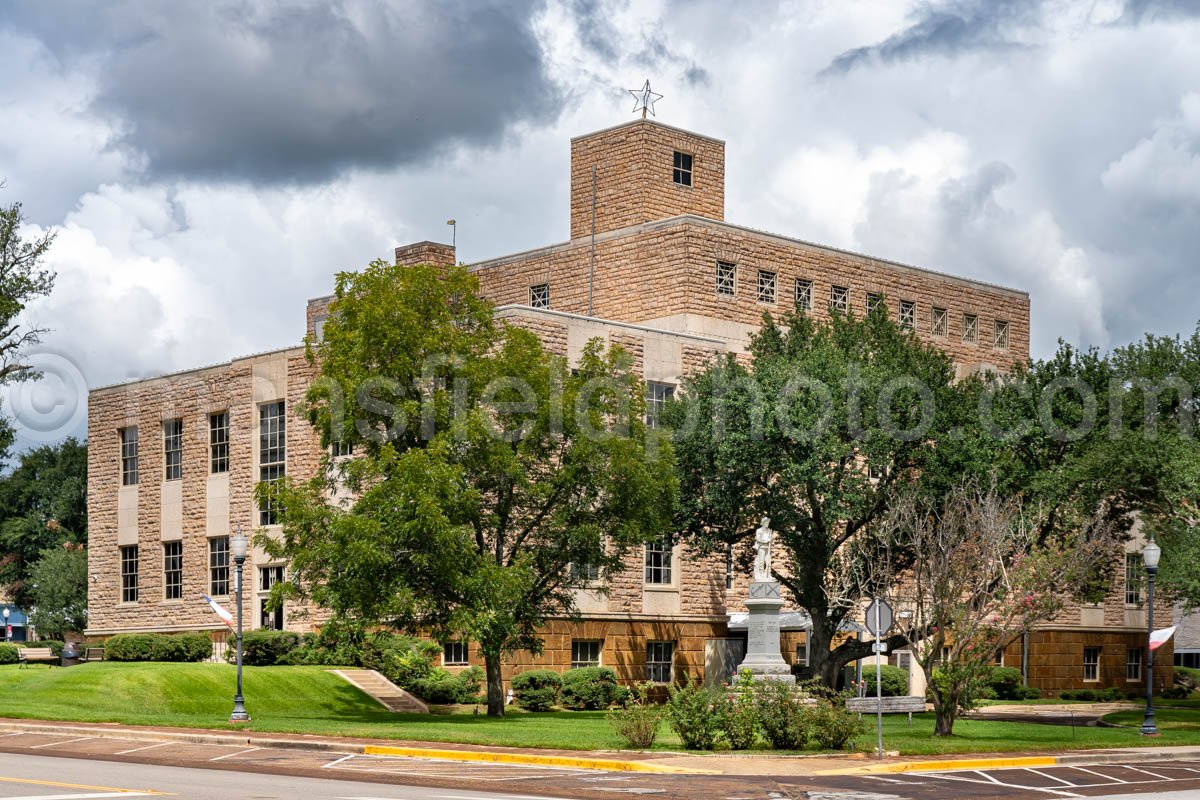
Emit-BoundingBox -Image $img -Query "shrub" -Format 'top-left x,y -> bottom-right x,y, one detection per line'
412,666 -> 486,704
230,630 -> 298,666
753,678 -> 809,750
107,633 -> 210,662
665,678 -> 722,750
1098,686 -> 1126,702
1018,686 -> 1042,700
862,664 -> 910,697
608,683 -> 663,749
717,674 -> 758,750
511,670 -> 562,711
1074,689 -> 1096,702
1161,686 -> 1191,700
279,632 -> 359,666
561,667 -> 621,710
104,634 -> 156,661
801,696 -> 865,751
0,644 -> 19,664
987,667 -> 1025,700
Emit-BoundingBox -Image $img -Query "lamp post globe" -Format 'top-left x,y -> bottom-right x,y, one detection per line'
1141,539 -> 1161,737
229,526 -> 250,723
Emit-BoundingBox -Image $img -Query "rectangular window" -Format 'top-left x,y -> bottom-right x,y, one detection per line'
331,441 -> 353,457
716,261 -> 736,297
725,543 -> 733,590
1126,648 -> 1143,681
444,641 -> 469,666
529,283 -> 550,309
1125,552 -> 1143,605
163,541 -> 183,601
259,401 -> 286,525
120,427 -> 139,486
829,285 -> 849,313
899,300 -> 916,330
672,151 -> 693,186
994,319 -> 1010,350
645,381 -> 674,429
163,419 -> 183,481
795,278 -> 812,311
644,537 -> 673,585
646,641 -> 675,683
120,545 -> 139,603
209,537 -> 230,596
795,638 -> 810,668
1083,646 -> 1100,681
209,412 -> 229,474
931,307 -> 948,337
756,270 -> 776,303
963,313 -> 979,344
866,292 -> 883,314
571,640 -> 602,669
571,561 -> 600,582
259,565 -> 285,630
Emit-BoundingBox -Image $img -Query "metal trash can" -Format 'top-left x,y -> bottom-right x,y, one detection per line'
61,642 -> 80,667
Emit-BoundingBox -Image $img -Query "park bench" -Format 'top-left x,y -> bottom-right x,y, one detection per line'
17,647 -> 57,668
82,646 -> 105,662
846,695 -> 926,725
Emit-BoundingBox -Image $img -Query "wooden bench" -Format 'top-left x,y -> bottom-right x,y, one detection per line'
846,695 -> 926,725
17,647 -> 58,668
82,646 -> 105,662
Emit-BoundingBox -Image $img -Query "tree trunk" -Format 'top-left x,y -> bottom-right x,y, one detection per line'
933,690 -> 957,736
484,652 -> 505,717
808,611 -> 844,689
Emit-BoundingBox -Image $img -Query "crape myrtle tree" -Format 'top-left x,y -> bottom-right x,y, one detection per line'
665,306 -> 972,687
263,260 -> 676,716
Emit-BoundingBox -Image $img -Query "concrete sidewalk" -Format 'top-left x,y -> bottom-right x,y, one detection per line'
1,717 -> 1199,777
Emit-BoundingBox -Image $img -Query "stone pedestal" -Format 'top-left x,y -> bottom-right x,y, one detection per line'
736,581 -> 795,684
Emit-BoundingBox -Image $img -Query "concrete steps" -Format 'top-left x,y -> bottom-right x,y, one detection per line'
331,669 -> 429,714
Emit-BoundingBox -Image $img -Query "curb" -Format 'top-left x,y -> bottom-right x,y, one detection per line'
0,721 -> 713,775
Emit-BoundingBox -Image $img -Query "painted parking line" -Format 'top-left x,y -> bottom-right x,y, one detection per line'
876,761 -> 1200,797
207,747 -> 260,762
325,754 -> 593,782
28,737 -> 94,750
112,743 -> 174,756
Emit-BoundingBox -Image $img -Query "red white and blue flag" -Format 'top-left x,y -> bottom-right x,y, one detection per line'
1149,626 -> 1177,652
203,595 -> 235,629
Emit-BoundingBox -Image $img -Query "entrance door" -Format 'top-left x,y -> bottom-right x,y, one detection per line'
704,638 -> 746,687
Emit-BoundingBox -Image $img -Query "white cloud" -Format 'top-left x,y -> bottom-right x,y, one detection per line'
1102,92 -> 1200,207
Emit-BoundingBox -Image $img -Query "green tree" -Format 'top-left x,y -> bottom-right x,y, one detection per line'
667,307 -> 969,686
27,542 -> 88,639
0,437 -> 87,605
266,260 -> 675,716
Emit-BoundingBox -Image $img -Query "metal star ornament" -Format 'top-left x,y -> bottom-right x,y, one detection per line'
628,80 -> 663,118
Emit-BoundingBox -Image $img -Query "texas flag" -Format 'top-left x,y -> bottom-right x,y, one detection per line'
203,595 -> 235,629
1149,626 -> 1177,652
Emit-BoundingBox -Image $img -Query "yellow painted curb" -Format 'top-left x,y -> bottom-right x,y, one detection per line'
362,745 -> 718,774
815,755 -> 1059,776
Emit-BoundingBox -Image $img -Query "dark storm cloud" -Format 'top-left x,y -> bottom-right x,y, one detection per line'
820,0 -> 1041,75
0,0 -> 561,184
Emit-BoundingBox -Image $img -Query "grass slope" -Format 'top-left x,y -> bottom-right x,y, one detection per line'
0,663 -> 1197,754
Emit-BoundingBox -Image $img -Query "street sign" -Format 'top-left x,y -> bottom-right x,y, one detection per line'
864,598 -> 894,635
872,642 -> 888,653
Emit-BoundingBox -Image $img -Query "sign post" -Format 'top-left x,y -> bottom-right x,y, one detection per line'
864,597 -> 894,760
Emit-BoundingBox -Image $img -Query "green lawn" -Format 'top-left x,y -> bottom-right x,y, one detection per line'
0,663 -> 1198,756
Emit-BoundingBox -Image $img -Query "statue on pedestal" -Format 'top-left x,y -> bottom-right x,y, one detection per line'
736,516 -> 795,684
753,516 -> 773,582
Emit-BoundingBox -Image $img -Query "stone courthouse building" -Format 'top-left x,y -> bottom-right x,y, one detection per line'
87,116 -> 1169,693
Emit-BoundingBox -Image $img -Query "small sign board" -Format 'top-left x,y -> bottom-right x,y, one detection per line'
872,642 -> 888,654
864,598 -> 894,636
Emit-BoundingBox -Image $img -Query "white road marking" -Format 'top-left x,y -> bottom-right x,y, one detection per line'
1120,765 -> 1171,780
28,737 -> 93,750
924,771 -> 1082,797
208,747 -> 260,762
1066,765 -> 1128,783
1027,767 -> 1083,786
1,794 -> 158,800
113,742 -> 174,755
321,753 -> 359,768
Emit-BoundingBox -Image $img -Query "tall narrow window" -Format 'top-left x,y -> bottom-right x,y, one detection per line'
994,319 -> 1010,350
725,543 -> 734,590
829,285 -> 849,313
716,261 -> 736,296
259,565 -> 285,630
645,381 -> 674,429
163,541 -> 183,600
120,545 -> 139,603
1126,648 -> 1143,681
646,641 -> 675,683
209,537 -> 230,596
163,419 -> 183,481
530,283 -> 550,309
672,151 -> 693,186
120,427 -> 139,486
756,270 -> 776,303
644,537 -> 673,585
866,292 -> 883,314
209,412 -> 229,474
1125,552 -> 1143,605
795,279 -> 812,311
931,307 -> 949,337
259,401 -> 286,525
963,313 -> 979,344
571,640 -> 602,669
899,300 -> 916,330
1083,646 -> 1100,681
795,638 -> 810,668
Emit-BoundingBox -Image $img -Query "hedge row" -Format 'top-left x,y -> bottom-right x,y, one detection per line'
511,667 -> 628,711
105,633 -> 212,662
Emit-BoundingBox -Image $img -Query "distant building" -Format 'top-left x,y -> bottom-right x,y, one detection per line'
86,117 -> 1169,693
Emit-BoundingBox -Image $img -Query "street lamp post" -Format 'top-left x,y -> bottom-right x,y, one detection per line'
229,527 -> 250,723
1141,539 -> 1161,737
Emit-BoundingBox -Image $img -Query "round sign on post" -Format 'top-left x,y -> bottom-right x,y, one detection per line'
864,598 -> 894,635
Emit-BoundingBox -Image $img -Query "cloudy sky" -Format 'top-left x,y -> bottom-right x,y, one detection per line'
1,0 -> 1198,447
